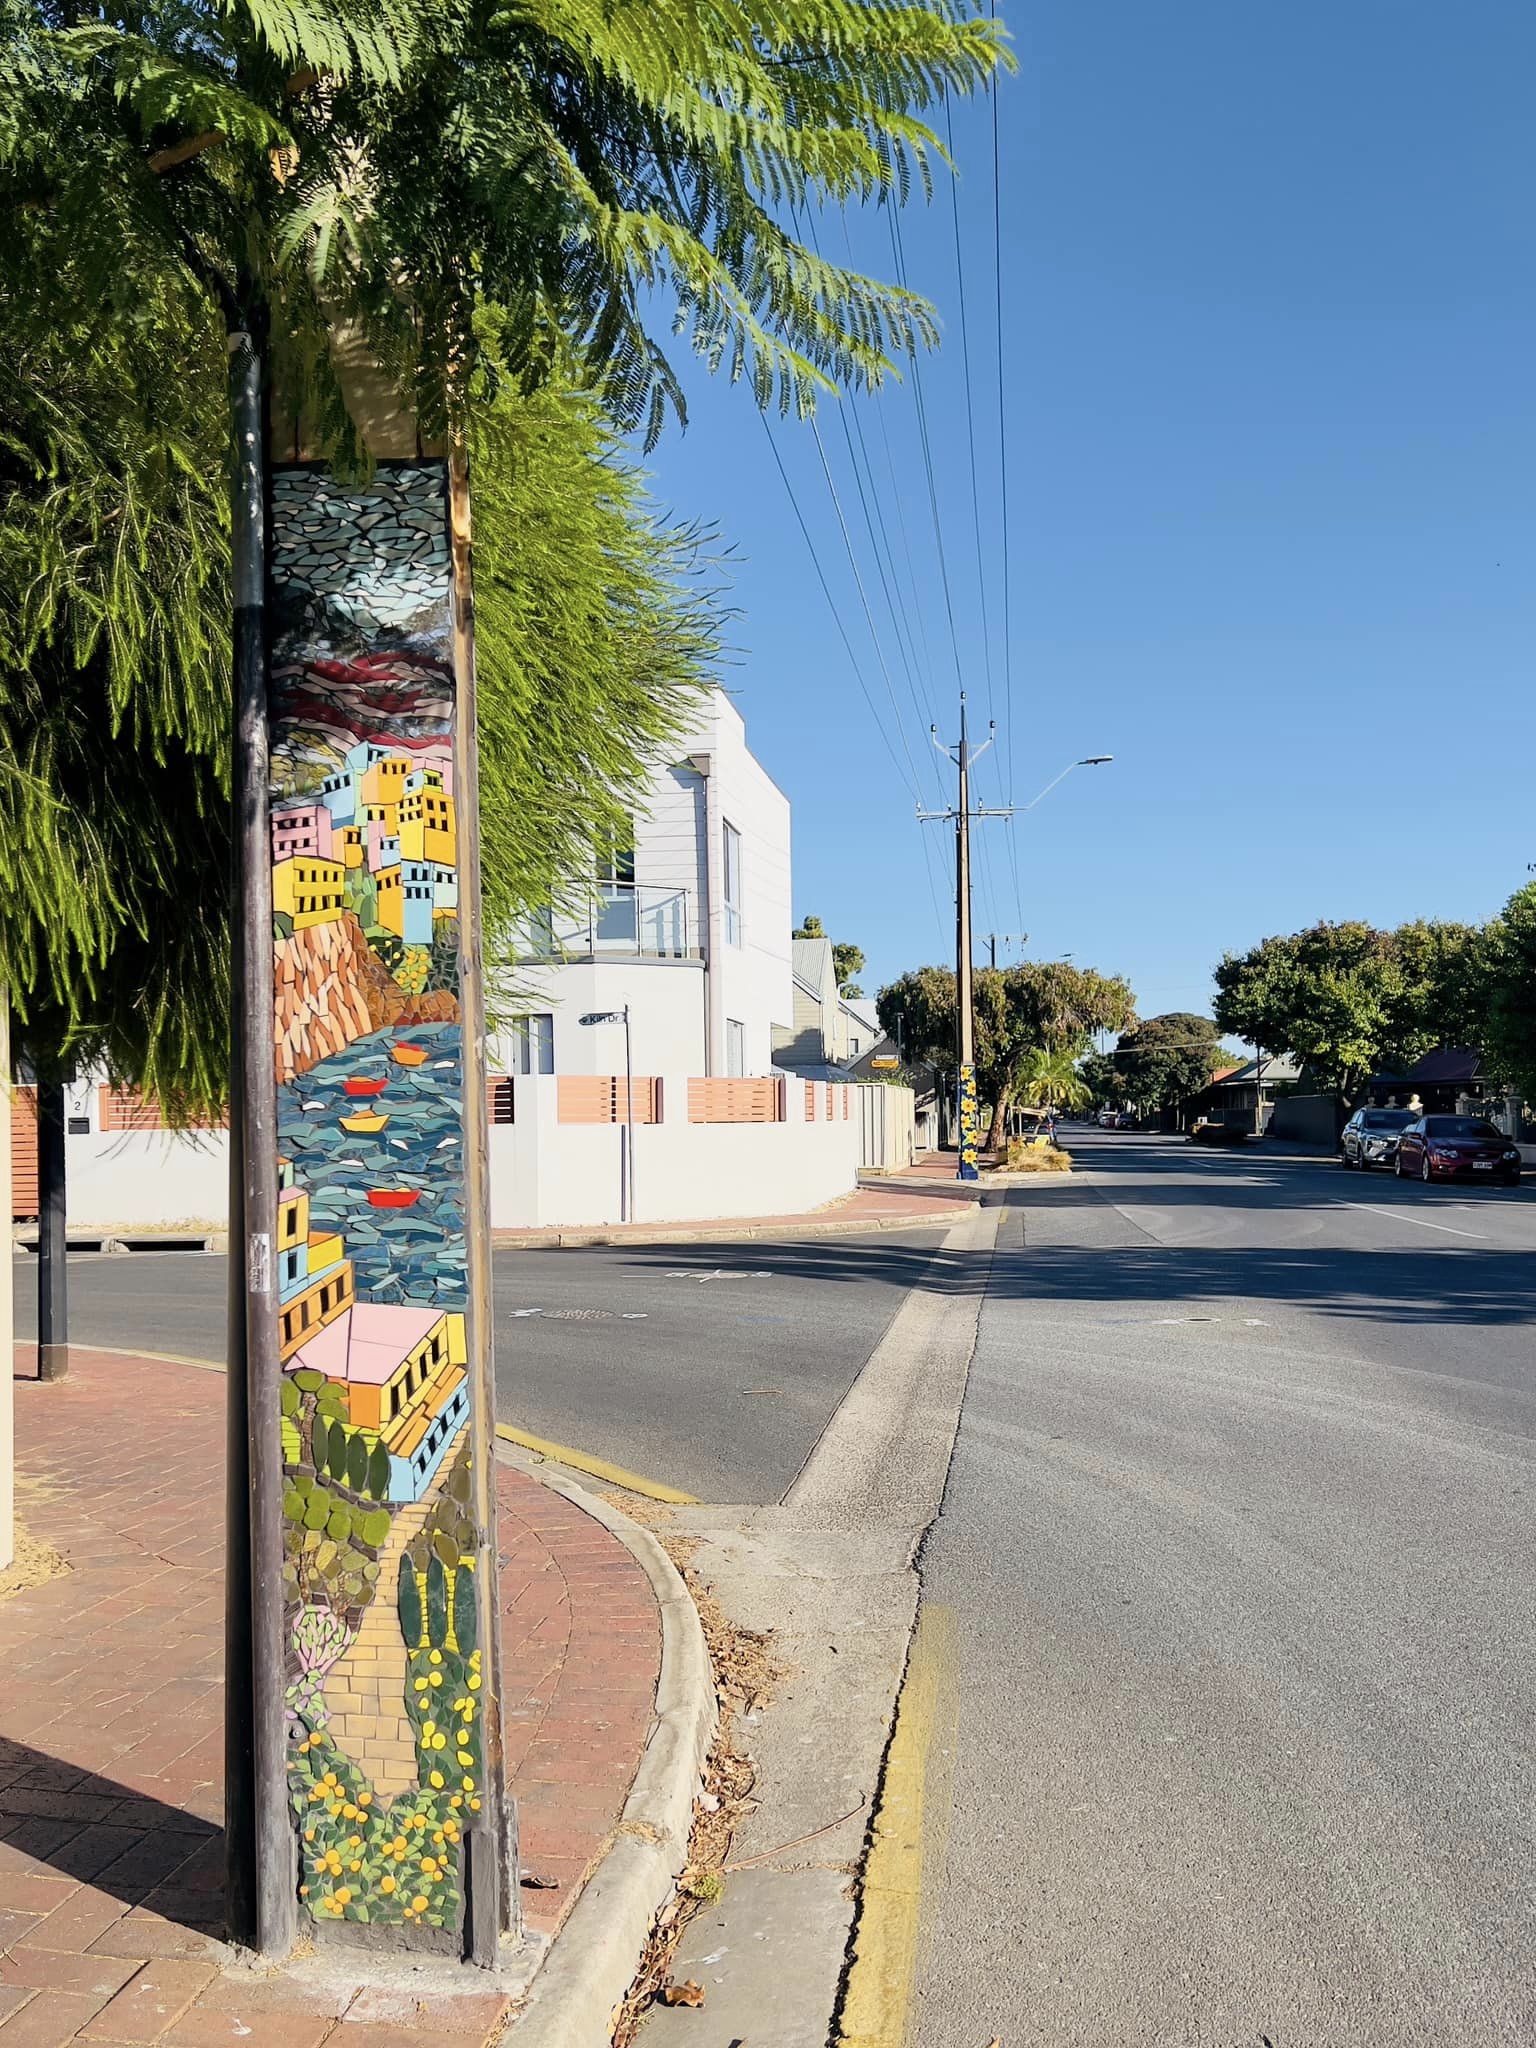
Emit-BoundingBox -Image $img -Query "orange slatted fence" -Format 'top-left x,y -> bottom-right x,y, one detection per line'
842,1086 -> 851,1119
96,1088 -> 228,1133
687,1077 -> 784,1125
823,1082 -> 834,1122
10,1087 -> 38,1221
487,1076 -> 514,1125
557,1076 -> 662,1125
804,1080 -> 817,1121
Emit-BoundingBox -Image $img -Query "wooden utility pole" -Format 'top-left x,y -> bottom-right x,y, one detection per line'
921,696 -> 999,1183
223,308 -> 294,1960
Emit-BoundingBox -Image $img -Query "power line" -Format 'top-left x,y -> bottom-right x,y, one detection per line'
757,416 -> 921,806
756,414 -> 947,935
883,200 -> 966,698
991,84 -> 1025,937
805,408 -> 933,806
943,97 -> 996,737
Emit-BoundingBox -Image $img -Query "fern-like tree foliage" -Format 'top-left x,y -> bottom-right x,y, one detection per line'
1,0 -> 1007,1104
2,0 -> 1009,441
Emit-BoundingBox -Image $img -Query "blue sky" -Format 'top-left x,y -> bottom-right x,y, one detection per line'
639,0 -> 1535,1017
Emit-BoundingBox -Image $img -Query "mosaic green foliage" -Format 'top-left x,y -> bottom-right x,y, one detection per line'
398,1551 -> 484,1812
289,1727 -> 469,1930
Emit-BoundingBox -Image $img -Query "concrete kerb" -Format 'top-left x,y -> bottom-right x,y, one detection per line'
492,1203 -> 974,1250
496,1439 -> 716,2048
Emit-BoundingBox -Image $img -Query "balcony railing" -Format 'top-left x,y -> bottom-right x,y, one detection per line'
524,883 -> 696,961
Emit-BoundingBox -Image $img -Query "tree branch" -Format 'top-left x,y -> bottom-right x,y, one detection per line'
147,130 -> 224,175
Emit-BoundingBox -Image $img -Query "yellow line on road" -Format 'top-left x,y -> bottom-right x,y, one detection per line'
839,1602 -> 958,2048
493,1423 -> 698,1504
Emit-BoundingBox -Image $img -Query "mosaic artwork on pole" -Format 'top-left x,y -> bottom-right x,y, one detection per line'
957,1063 -> 980,1180
266,461 -> 499,1947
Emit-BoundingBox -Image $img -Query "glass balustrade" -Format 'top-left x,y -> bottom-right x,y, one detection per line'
521,884 -> 694,959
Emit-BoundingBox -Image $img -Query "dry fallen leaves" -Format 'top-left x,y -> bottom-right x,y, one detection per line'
519,1873 -> 560,1891
661,1980 -> 706,2008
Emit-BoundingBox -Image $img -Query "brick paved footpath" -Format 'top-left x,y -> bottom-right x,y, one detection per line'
0,1347 -> 662,2046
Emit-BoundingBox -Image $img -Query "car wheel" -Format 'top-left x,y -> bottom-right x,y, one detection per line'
1395,1152 -> 1407,1177
1340,1147 -> 1354,1170
1501,1172 -> 1520,1188
1420,1152 -> 1433,1184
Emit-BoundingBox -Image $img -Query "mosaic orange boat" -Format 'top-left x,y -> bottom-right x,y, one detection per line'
392,1043 -> 429,1068
367,1188 -> 422,1209
344,1076 -> 389,1098
338,1110 -> 390,1134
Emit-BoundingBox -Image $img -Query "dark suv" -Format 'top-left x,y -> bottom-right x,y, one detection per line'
1340,1107 -> 1416,1171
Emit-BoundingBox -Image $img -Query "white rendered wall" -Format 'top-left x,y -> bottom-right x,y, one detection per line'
487,1073 -> 859,1228
693,696 -> 793,1075
60,1131 -> 230,1228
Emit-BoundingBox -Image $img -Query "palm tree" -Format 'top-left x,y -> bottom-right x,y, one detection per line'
1010,1044 -> 1091,1117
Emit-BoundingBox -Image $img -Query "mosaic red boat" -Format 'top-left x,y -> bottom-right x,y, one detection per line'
367,1188 -> 422,1209
344,1076 -> 390,1097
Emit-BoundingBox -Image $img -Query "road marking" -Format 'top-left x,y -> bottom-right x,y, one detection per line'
665,1268 -> 756,1282
1342,1202 -> 1487,1240
839,1602 -> 957,2048
493,1422 -> 698,1504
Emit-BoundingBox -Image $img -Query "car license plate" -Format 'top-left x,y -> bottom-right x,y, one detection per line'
1473,1161 -> 1494,1171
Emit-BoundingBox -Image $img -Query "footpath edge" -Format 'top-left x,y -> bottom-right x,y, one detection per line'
497,1442 -> 716,2047
493,1202 -> 975,1250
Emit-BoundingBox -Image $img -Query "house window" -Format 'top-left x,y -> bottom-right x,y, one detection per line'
509,1013 -> 555,1076
726,1019 -> 747,1077
723,822 -> 742,946
849,1035 -> 862,1056
596,822 -> 636,887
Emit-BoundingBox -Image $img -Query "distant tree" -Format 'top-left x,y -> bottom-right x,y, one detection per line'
1384,920 -> 1484,1062
794,914 -> 866,997
1077,1049 -> 1124,1110
1473,884 -> 1536,1102
878,959 -> 1133,1150
1214,918 -> 1486,1106
1011,1044 -> 1091,1115
1110,1013 -> 1230,1115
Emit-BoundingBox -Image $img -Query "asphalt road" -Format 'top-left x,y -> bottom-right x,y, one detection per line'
911,1129 -> 1536,2046
10,1227 -> 951,1504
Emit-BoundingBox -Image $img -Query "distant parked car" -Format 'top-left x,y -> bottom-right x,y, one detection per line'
1097,1109 -> 1118,1128
1339,1107 -> 1416,1171
1394,1115 -> 1521,1186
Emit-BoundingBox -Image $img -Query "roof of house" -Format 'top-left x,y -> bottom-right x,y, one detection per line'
839,996 -> 881,1034
790,935 -> 836,997
1404,1047 -> 1482,1085
1211,1053 -> 1303,1087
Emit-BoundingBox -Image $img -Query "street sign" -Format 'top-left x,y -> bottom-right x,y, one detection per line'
869,1055 -> 901,1072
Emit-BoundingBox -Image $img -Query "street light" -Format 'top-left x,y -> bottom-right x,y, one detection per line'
579,1007 -> 636,1223
1016,755 -> 1114,812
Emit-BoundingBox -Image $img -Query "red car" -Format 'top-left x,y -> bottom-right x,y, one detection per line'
1394,1115 -> 1521,1186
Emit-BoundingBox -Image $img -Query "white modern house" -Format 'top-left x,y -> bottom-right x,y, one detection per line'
497,688 -> 794,1083
484,687 -> 862,1228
